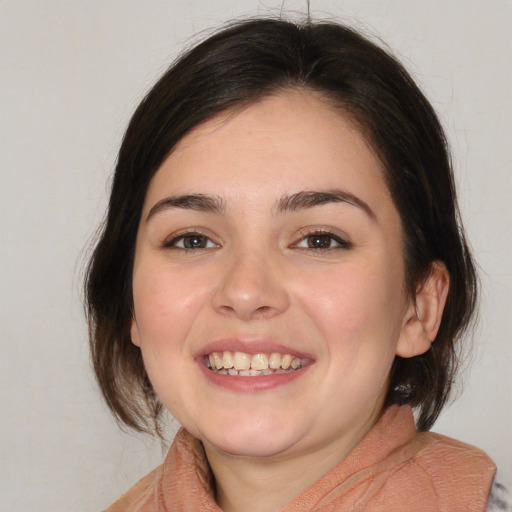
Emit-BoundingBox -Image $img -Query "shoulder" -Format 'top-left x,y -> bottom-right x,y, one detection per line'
102,428 -> 217,512
414,430 -> 495,474
404,431 -> 496,510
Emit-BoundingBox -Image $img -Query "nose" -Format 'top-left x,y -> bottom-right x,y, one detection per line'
212,249 -> 290,321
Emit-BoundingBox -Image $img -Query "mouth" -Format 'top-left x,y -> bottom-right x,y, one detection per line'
204,351 -> 311,377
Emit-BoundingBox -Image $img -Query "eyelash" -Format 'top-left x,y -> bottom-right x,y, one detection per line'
163,231 -> 218,250
163,229 -> 351,251
293,230 -> 352,251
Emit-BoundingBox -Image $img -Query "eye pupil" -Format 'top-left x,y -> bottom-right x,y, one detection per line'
308,235 -> 331,249
184,235 -> 205,248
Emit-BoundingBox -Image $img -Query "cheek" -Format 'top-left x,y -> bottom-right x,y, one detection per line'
130,263 -> 209,420
302,264 -> 404,332
296,259 -> 407,390
131,262 -> 210,349
310,265 -> 405,403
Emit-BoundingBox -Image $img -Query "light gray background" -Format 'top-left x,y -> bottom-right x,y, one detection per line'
1,1 -> 511,510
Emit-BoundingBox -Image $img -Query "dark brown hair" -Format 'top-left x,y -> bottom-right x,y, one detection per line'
85,18 -> 477,434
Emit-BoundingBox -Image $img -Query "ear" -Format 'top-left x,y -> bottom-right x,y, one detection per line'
396,261 -> 450,358
130,316 -> 141,347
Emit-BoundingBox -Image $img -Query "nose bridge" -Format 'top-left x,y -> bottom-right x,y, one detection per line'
212,238 -> 289,320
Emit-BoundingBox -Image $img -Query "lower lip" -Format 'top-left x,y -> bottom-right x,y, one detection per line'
197,360 -> 311,392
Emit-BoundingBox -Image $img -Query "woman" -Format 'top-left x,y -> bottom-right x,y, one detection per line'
86,18 -> 502,511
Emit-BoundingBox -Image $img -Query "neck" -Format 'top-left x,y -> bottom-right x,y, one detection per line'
204,444 -> 342,512
203,415 -> 378,512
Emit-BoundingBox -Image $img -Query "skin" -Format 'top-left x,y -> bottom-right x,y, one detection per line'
130,91 -> 448,512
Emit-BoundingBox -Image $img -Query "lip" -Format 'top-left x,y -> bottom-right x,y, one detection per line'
195,338 -> 314,393
197,359 -> 312,392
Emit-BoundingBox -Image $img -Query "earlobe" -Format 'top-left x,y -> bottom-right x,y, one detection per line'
130,317 -> 141,347
396,262 -> 450,358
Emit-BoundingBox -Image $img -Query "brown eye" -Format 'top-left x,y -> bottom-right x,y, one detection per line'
182,235 -> 208,248
165,233 -> 217,249
307,234 -> 334,249
295,232 -> 351,250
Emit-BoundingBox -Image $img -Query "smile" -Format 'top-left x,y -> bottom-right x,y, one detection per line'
205,351 -> 310,376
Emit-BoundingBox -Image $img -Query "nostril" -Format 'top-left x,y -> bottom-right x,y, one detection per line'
215,303 -> 276,320
254,305 -> 274,317
216,304 -> 235,314
211,261 -> 290,320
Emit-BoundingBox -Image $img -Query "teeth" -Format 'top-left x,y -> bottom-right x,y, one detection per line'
213,352 -> 223,370
291,358 -> 301,369
223,351 -> 234,369
233,352 -> 251,371
280,354 -> 292,370
205,350 -> 308,375
251,354 -> 268,371
269,352 -> 281,369
239,369 -> 262,376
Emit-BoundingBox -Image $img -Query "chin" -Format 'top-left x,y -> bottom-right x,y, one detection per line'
198,416 -> 304,459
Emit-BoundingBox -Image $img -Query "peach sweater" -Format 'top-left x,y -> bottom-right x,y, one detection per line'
105,405 -> 495,511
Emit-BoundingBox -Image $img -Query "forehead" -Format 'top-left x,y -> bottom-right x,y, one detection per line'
144,91 -> 394,218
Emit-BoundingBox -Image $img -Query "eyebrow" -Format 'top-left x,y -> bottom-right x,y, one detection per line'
276,189 -> 376,220
146,194 -> 225,221
146,189 -> 376,222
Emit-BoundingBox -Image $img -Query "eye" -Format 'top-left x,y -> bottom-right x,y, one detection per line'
164,232 -> 218,250
294,231 -> 351,250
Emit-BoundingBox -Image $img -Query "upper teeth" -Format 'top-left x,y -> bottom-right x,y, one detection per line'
206,351 -> 307,372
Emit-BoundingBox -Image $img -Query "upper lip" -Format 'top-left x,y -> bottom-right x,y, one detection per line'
196,338 -> 314,360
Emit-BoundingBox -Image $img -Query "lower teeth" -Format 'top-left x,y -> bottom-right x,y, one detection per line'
211,367 -> 302,376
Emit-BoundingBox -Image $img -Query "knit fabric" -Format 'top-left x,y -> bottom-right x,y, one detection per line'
105,405 -> 495,511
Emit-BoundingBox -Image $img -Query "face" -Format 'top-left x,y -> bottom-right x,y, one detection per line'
130,91 -> 413,462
